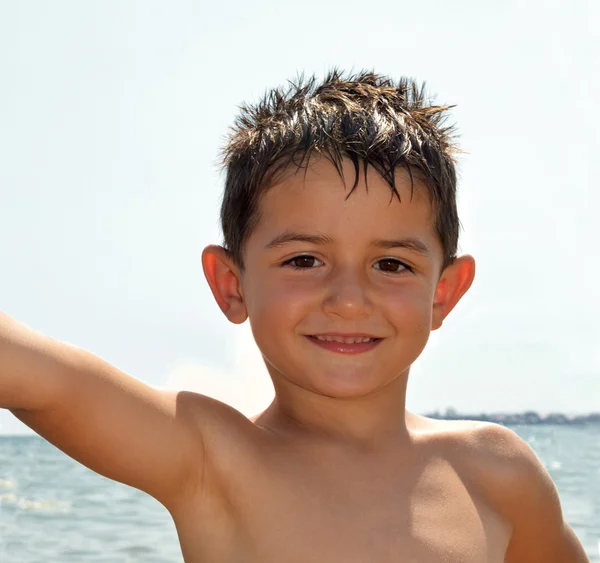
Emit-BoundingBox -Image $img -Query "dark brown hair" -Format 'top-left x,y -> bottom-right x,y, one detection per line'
219,68 -> 462,273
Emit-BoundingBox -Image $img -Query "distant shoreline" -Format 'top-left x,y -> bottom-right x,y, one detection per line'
424,409 -> 600,425
2,410 -> 600,438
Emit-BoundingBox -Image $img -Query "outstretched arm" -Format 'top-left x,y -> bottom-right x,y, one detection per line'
0,311 -> 211,508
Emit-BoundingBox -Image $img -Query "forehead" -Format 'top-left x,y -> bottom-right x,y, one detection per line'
252,157 -> 438,243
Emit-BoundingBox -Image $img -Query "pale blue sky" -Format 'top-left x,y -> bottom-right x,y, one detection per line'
1,0 -> 598,434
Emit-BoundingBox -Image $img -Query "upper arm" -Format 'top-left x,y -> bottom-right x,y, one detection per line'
10,344 -> 212,508
471,423 -> 589,563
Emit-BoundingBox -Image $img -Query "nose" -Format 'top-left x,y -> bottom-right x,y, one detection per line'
322,265 -> 373,318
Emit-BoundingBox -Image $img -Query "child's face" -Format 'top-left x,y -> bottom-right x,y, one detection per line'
205,157 -> 474,400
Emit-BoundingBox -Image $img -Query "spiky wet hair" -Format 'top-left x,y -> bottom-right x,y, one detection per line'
219,68 -> 462,273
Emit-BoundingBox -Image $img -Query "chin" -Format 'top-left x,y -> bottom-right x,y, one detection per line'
302,372 -> 395,399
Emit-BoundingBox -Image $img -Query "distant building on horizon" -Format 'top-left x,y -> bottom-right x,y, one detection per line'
424,408 -> 600,426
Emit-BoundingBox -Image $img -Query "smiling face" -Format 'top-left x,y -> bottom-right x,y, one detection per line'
234,157 -> 449,400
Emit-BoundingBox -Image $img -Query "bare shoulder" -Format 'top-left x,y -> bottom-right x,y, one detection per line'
413,418 -> 589,562
411,416 -> 550,487
423,418 -> 546,479
418,418 -> 564,512
180,391 -> 263,451
179,392 -> 269,482
407,415 -> 534,490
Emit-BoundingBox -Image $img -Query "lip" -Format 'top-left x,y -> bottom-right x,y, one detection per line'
308,333 -> 380,338
305,335 -> 383,354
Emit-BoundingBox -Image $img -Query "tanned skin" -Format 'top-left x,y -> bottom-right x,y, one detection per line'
2,158 -> 589,562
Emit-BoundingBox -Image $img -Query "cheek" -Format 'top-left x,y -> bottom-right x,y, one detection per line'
247,279 -> 309,328
257,277 -> 312,307
386,288 -> 434,331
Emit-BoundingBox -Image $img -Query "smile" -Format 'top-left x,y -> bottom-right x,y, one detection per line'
312,335 -> 376,344
305,335 -> 383,354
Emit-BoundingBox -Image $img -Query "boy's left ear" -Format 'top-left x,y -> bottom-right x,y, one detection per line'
431,255 -> 476,330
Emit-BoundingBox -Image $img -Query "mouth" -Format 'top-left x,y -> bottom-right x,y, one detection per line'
307,335 -> 381,343
304,335 -> 383,354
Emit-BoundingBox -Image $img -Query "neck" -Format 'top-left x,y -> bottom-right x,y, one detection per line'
256,368 -> 414,450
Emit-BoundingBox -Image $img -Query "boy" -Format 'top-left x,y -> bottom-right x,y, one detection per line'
1,70 -> 589,562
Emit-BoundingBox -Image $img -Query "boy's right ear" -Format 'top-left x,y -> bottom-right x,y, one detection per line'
201,245 -> 248,324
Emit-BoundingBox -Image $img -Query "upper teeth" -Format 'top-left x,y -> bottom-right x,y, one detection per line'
314,336 -> 374,343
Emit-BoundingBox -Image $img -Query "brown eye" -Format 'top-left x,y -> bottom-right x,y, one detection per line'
292,256 -> 314,268
375,259 -> 409,273
283,255 -> 321,269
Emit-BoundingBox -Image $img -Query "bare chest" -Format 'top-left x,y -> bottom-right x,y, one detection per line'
173,450 -> 511,563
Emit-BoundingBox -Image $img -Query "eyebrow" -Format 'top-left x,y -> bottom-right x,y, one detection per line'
264,230 -> 430,256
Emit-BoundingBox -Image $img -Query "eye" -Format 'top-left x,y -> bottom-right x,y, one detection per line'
281,255 -> 323,269
281,255 -> 412,274
374,258 -> 412,274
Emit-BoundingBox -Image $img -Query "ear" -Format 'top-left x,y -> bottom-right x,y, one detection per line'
431,254 -> 476,331
201,245 -> 248,324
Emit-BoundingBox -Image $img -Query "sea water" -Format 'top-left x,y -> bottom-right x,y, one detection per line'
1,425 -> 599,562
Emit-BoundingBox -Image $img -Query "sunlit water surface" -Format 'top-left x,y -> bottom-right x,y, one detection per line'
1,425 -> 598,562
